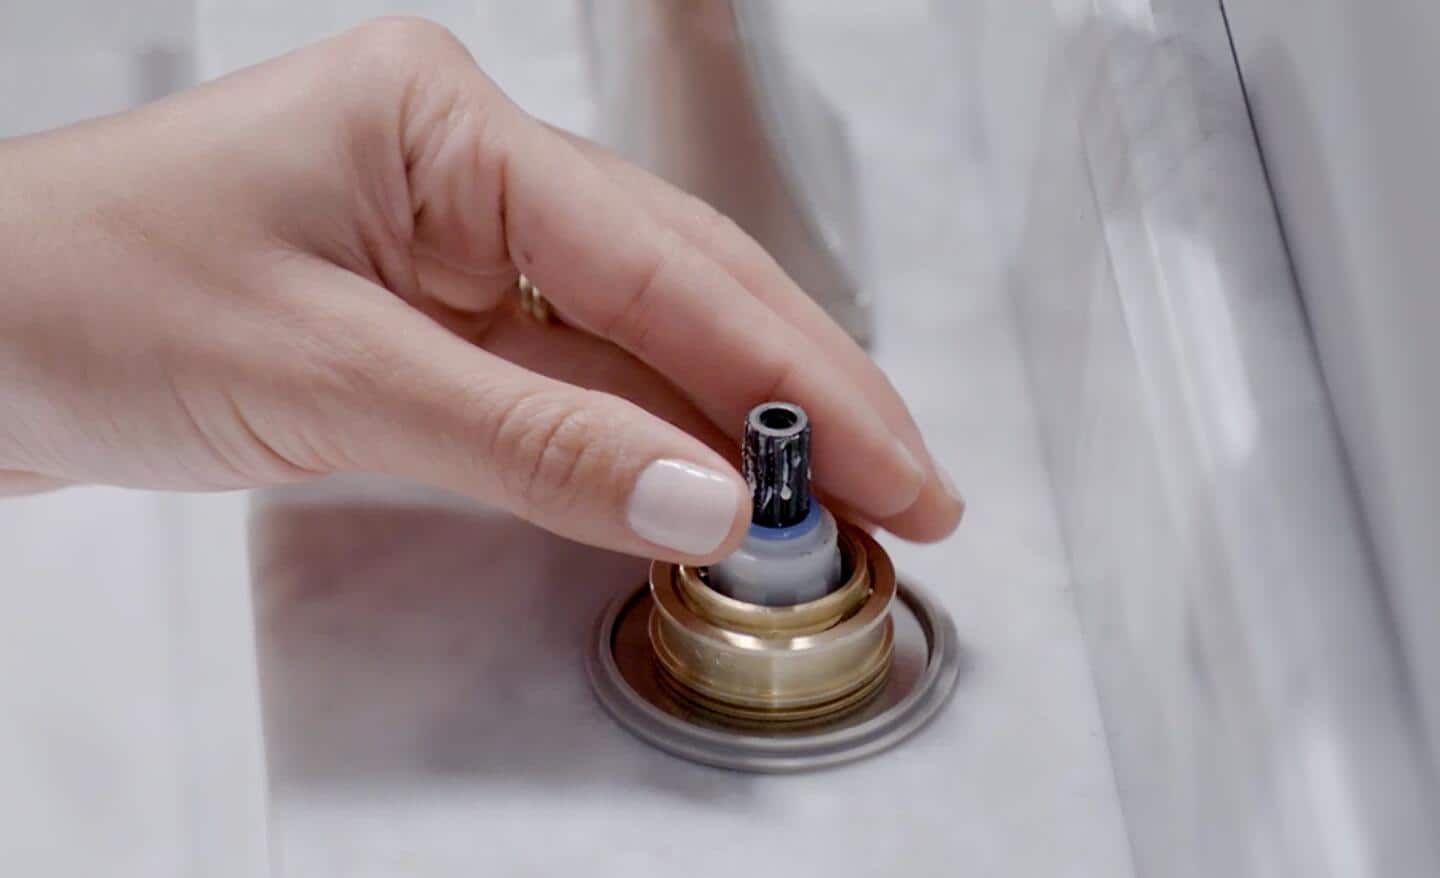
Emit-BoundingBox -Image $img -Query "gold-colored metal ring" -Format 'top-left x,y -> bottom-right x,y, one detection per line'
654,625 -> 894,727
674,530 -> 870,637
516,274 -> 553,324
647,521 -> 897,723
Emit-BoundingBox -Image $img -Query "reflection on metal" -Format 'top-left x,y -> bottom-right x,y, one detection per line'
963,0 -> 1440,873
580,0 -> 871,343
650,524 -> 894,725
587,572 -> 960,773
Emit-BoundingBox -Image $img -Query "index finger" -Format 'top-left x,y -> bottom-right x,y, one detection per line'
491,111 -> 927,523
545,126 -> 964,541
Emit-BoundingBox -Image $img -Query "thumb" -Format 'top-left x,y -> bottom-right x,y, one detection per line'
293,271 -> 751,564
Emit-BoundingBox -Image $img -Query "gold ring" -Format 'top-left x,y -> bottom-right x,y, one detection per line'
516,274 -> 554,324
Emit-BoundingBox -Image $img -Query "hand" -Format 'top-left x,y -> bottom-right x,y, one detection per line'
0,18 -> 962,563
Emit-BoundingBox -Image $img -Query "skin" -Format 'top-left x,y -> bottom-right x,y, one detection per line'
0,18 -> 962,564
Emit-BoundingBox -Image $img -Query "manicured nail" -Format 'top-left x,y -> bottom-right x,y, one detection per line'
627,459 -> 742,556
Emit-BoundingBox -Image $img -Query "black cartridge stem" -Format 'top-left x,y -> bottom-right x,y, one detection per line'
742,402 -> 812,528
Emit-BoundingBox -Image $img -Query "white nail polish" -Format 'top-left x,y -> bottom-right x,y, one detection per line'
628,459 -> 741,556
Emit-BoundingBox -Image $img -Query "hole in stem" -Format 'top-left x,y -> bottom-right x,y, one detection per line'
758,406 -> 799,431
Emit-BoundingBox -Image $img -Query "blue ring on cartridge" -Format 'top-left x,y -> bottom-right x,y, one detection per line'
747,501 -> 822,541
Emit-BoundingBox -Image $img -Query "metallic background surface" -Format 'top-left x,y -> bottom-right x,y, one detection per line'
1222,0 -> 1440,790
949,0 -> 1440,873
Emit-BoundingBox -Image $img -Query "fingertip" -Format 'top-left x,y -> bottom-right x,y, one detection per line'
683,469 -> 752,565
624,457 -> 751,564
812,432 -> 929,527
892,438 -> 929,507
935,460 -> 966,522
875,471 -> 965,543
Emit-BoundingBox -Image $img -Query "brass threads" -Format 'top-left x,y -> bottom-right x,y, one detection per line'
652,623 -> 894,727
647,521 -> 897,724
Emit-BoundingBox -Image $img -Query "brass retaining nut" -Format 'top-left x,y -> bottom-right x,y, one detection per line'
647,521 -> 897,725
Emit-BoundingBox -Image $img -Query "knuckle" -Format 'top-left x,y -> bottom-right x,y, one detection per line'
693,198 -> 743,246
688,196 -> 786,277
603,233 -> 683,354
749,319 -> 801,403
349,17 -> 472,66
307,312 -> 394,399
287,313 -> 401,470
340,17 -> 474,93
491,392 -> 615,513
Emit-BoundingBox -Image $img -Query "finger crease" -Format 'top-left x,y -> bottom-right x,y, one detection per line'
602,237 -> 675,353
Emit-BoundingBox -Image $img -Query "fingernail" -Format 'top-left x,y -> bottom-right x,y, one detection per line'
627,459 -> 742,556
897,439 -> 926,486
936,460 -> 964,507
